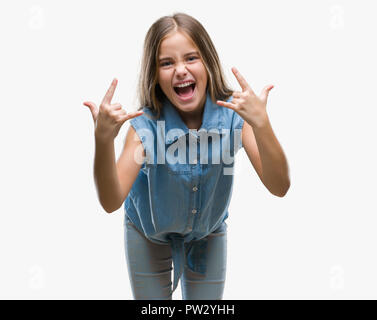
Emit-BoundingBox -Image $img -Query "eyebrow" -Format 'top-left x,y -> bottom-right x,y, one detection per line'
158,51 -> 199,62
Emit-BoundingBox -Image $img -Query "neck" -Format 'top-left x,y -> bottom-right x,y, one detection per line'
176,103 -> 205,130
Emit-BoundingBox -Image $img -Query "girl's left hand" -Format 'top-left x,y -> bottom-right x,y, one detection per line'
217,67 -> 274,128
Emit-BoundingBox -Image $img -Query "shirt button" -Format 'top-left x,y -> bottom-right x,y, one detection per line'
192,186 -> 198,192
192,209 -> 197,214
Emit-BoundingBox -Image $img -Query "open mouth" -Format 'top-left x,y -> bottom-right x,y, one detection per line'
173,83 -> 196,100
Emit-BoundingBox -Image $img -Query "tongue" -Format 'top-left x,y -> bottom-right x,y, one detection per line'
176,84 -> 194,97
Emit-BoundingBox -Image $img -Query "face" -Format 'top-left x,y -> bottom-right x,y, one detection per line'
157,31 -> 208,117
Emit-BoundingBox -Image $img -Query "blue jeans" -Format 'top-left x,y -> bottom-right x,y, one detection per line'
124,217 -> 227,300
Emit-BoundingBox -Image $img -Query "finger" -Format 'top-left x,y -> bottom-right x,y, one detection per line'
216,100 -> 237,111
232,91 -> 242,99
260,84 -> 274,101
111,103 -> 122,110
111,108 -> 127,118
101,78 -> 118,105
230,97 -> 241,105
231,67 -> 252,93
83,101 -> 97,111
120,110 -> 144,123
83,101 -> 99,121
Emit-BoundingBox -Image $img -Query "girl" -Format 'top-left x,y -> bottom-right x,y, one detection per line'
83,12 -> 290,300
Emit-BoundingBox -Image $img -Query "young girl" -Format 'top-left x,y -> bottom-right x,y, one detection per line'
83,12 -> 290,300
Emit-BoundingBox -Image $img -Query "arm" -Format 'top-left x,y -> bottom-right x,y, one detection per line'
94,125 -> 143,213
216,67 -> 290,197
84,78 -> 144,214
242,119 -> 290,197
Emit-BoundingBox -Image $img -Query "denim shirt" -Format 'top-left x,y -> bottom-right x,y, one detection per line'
124,90 -> 244,293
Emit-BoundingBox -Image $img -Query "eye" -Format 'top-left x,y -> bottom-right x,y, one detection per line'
160,61 -> 172,67
187,56 -> 198,62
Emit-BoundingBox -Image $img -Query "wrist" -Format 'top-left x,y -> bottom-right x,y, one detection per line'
95,130 -> 114,145
247,112 -> 270,129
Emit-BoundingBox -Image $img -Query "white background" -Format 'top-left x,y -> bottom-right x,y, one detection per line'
0,0 -> 376,299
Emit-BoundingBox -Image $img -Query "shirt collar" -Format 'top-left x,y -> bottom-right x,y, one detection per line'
161,90 -> 225,145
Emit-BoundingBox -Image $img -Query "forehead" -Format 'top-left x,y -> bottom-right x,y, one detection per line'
158,31 -> 198,56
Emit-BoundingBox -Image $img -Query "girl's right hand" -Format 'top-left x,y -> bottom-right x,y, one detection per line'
83,78 -> 144,142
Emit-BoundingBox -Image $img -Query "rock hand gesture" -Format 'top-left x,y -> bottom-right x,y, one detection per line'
83,78 -> 144,142
216,67 -> 274,129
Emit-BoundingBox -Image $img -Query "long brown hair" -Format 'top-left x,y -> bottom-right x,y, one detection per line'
137,12 -> 233,119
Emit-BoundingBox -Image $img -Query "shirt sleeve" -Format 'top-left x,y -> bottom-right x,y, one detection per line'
128,108 -> 156,165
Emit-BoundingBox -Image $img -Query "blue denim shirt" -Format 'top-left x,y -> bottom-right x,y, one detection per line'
124,90 -> 244,293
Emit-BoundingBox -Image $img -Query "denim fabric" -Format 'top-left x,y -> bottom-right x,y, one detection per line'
124,216 -> 227,300
124,90 -> 244,294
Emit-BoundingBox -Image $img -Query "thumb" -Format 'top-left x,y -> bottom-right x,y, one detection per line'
260,85 -> 274,102
119,110 -> 144,125
83,101 -> 99,122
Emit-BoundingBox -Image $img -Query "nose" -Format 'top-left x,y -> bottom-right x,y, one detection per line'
175,61 -> 188,76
